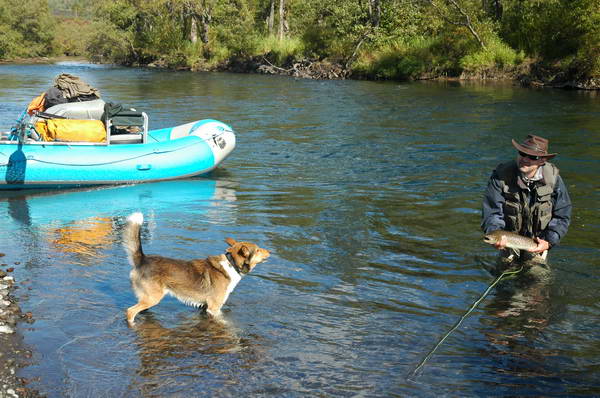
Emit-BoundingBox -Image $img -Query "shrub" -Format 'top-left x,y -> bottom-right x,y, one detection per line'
53,18 -> 95,56
352,37 -> 447,80
0,25 -> 22,59
86,21 -> 134,65
301,24 -> 331,59
460,37 -> 524,73
255,35 -> 305,65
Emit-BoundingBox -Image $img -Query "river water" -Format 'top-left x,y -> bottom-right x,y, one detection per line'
1,63 -> 599,397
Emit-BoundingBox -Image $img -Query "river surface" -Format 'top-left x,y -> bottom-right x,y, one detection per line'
0,63 -> 599,397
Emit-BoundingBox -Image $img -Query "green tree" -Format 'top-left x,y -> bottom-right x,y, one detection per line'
500,0 -> 600,78
0,0 -> 56,59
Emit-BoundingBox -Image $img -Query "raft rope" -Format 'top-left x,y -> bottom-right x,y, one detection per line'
0,131 -> 228,167
409,265 -> 524,378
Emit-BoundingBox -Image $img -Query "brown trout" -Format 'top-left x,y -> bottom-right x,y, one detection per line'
483,230 -> 538,251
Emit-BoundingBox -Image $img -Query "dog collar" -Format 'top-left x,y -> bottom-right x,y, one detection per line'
226,253 -> 245,275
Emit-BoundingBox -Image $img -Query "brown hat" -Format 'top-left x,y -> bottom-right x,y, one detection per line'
511,134 -> 557,159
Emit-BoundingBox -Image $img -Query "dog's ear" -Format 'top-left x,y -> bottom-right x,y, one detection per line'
239,245 -> 250,259
225,237 -> 237,246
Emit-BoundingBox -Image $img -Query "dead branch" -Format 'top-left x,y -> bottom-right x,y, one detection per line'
425,0 -> 487,50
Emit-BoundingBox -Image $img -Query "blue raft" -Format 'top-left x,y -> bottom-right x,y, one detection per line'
0,102 -> 235,190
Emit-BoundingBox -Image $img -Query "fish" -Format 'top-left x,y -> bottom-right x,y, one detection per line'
483,230 -> 538,251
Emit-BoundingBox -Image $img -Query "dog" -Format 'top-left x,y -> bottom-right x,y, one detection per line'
123,212 -> 270,325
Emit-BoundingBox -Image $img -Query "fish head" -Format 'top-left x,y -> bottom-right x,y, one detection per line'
483,232 -> 499,245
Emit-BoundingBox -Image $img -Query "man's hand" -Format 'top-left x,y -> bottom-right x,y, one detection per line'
529,237 -> 550,253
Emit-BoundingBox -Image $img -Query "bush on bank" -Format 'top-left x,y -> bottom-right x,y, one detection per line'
460,37 -> 525,75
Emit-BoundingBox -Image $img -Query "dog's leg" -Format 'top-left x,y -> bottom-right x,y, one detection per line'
126,290 -> 166,326
205,298 -> 224,318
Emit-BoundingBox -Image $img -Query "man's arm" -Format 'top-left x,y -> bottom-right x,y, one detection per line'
542,175 -> 572,247
481,172 -> 506,234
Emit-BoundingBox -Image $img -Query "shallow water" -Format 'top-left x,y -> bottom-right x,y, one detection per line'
1,63 -> 600,397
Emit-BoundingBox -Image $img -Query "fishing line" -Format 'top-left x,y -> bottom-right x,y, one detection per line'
409,265 -> 524,378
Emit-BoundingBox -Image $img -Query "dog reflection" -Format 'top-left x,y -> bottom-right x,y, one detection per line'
131,313 -> 256,383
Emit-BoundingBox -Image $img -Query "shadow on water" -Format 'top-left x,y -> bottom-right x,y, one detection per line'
8,194 -> 32,225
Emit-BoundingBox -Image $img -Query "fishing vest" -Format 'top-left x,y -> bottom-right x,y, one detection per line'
495,161 -> 558,237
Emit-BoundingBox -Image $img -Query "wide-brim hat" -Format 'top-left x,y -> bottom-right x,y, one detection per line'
512,134 -> 557,159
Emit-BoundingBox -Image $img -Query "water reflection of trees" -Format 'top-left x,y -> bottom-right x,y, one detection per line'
48,217 -> 115,258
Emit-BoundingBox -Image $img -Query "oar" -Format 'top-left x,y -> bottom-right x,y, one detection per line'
9,109 -> 28,140
409,266 -> 523,378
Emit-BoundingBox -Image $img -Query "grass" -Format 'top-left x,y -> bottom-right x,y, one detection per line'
254,35 -> 305,65
460,37 -> 524,73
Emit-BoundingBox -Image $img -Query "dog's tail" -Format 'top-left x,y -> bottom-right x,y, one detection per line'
123,212 -> 145,268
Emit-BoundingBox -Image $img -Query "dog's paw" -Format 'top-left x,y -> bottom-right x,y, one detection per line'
206,309 -> 223,318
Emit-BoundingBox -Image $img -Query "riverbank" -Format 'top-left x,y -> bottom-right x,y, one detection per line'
0,56 -> 88,66
0,257 -> 39,398
2,55 -> 598,90
160,56 -> 600,90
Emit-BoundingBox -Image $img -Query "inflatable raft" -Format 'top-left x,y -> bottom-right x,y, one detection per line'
0,100 -> 235,190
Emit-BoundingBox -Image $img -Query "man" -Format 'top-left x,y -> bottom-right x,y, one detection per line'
481,134 -> 572,267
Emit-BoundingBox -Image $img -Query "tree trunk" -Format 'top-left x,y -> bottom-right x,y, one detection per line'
370,0 -> 381,27
492,0 -> 502,20
200,12 -> 210,44
278,0 -> 285,41
267,0 -> 275,34
196,0 -> 211,45
190,17 -> 198,43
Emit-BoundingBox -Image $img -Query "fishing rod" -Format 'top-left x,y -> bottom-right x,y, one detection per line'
409,265 -> 523,378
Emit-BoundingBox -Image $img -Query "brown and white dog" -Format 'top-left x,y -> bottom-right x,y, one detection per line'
123,212 -> 270,325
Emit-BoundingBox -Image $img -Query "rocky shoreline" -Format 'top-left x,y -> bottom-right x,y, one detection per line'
3,56 -> 599,90
209,57 -> 600,90
0,256 -> 39,398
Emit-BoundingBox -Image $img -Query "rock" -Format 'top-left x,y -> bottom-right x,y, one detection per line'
0,325 -> 14,334
256,58 -> 348,80
0,272 -> 40,396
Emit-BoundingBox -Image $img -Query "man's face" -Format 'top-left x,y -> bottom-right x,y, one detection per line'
517,151 -> 545,176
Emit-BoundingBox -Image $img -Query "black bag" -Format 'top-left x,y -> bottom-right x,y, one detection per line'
103,102 -> 144,135
69,93 -> 100,103
44,87 -> 68,109
102,102 -> 124,121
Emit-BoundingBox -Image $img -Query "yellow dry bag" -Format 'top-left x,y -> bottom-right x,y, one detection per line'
36,119 -> 106,143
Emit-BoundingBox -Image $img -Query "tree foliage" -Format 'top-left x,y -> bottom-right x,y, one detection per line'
0,0 -> 56,58
1,0 -> 598,82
